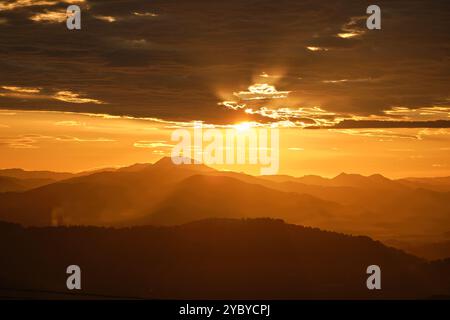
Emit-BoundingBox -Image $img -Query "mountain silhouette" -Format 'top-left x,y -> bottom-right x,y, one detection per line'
264,172 -> 407,191
136,174 -> 344,227
0,168 -> 74,181
0,157 -> 449,260
0,175 -> 56,192
0,218 -> 448,299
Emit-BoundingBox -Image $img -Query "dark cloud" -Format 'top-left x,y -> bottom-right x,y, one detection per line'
0,0 -> 449,126
319,119 -> 450,129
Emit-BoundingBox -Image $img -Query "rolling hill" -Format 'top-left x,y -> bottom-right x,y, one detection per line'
0,218 -> 448,299
0,157 -> 449,259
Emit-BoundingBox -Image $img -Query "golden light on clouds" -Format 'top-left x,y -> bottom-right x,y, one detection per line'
95,15 -> 117,23
0,0 -> 86,11
54,120 -> 85,127
53,91 -> 105,104
0,109 -> 449,178
384,106 -> 450,121
1,86 -> 106,104
133,12 -> 158,17
218,101 -> 246,110
337,32 -> 360,39
306,46 -> 328,51
2,86 -> 41,94
234,84 -> 291,101
0,0 -> 58,10
30,10 -> 68,23
337,16 -> 366,38
133,141 -> 173,149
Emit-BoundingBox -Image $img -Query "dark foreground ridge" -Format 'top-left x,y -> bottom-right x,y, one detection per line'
1,218 -> 449,299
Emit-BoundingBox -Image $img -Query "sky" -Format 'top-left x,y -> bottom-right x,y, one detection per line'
1,109 -> 449,178
0,0 -> 449,177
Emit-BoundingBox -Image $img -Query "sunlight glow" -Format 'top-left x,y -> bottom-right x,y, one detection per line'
233,122 -> 255,132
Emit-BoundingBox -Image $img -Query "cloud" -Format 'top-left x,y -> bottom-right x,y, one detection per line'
30,10 -> 68,23
259,72 -> 282,79
337,16 -> 366,39
306,46 -> 329,52
324,120 -> 450,129
54,120 -> 85,126
218,101 -> 247,111
233,84 -> 290,101
0,0 -> 448,128
0,133 -> 114,148
417,128 -> 450,139
384,106 -> 450,121
0,86 -> 46,99
0,0 -> 86,11
322,78 -> 371,84
0,0 -> 59,11
1,86 -> 106,105
133,141 -> 173,149
132,12 -> 158,17
331,129 -> 419,140
55,136 -> 115,142
94,15 -> 117,23
53,91 -> 106,104
2,86 -> 41,93
0,135 -> 42,148
243,106 -> 336,127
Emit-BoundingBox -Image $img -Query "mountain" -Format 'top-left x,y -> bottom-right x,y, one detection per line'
135,174 -> 345,227
385,239 -> 450,261
1,219 -> 448,299
0,157 -> 223,226
0,167 -> 71,192
397,176 -> 450,192
0,176 -> 23,192
0,168 -> 74,181
258,173 -> 450,249
263,172 -> 407,191
150,156 -> 215,172
0,157 -> 449,259
0,160 -> 349,229
0,175 -> 57,192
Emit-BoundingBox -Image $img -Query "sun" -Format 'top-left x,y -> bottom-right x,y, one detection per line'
233,122 -> 255,132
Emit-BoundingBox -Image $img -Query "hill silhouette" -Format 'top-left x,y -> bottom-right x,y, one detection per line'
137,174 -> 345,227
0,218 -> 448,299
0,168 -> 74,181
0,175 -> 57,192
0,157 -> 449,260
0,159 -> 349,228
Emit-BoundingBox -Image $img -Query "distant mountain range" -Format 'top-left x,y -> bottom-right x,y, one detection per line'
1,218 -> 449,299
0,157 -> 449,259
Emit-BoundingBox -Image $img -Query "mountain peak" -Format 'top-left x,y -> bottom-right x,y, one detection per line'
152,157 -> 215,172
369,173 -> 390,181
117,163 -> 152,172
153,156 -> 177,166
334,172 -> 364,179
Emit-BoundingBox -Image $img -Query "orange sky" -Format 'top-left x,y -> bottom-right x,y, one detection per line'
1,109 -> 448,178
1,1 -> 449,179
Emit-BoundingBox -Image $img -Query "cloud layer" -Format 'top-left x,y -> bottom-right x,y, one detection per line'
0,0 -> 449,127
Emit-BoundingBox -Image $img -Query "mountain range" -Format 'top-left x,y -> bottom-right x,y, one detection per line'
0,157 -> 449,260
